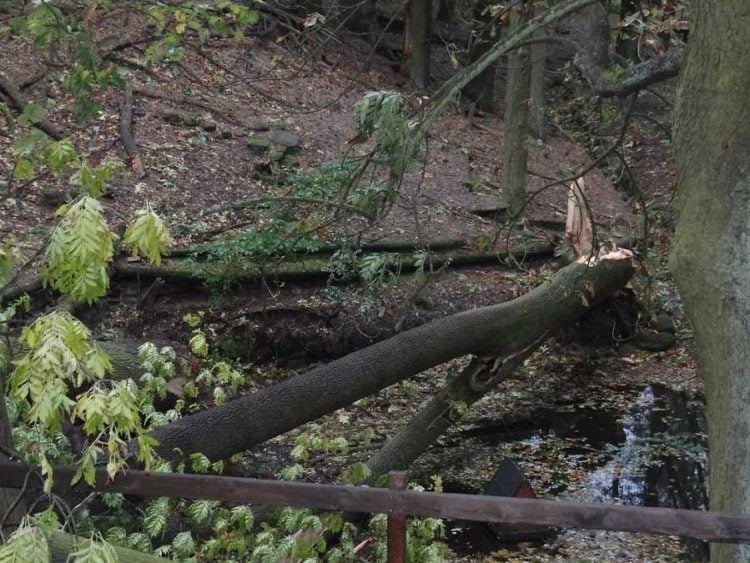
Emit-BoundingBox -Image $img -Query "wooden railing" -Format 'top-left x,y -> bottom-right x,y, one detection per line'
1,461 -> 749,561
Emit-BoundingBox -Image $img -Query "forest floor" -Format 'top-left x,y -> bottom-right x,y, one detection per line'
0,9 -> 703,562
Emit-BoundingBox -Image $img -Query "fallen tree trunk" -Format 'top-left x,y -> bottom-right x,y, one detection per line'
46,529 -> 168,563
365,343 -> 538,480
148,251 -> 634,461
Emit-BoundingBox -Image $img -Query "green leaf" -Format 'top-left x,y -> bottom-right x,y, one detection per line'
18,102 -> 45,126
13,158 -> 34,180
69,533 -> 118,563
42,138 -> 79,175
42,196 -> 115,303
123,206 -> 172,265
0,519 -> 49,563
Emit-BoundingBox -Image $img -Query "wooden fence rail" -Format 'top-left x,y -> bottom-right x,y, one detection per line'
1,462 -> 749,560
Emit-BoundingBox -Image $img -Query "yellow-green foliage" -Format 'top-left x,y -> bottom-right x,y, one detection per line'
124,205 -> 173,265
8,310 -> 111,430
0,518 -> 49,563
42,196 -> 116,303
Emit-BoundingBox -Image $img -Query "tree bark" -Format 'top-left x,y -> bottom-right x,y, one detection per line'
406,0 -> 432,91
670,2 -> 750,562
147,254 -> 634,462
528,1 -> 547,140
366,343 -> 536,479
502,4 -> 531,215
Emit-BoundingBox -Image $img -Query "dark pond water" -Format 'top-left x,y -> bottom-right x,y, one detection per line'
444,384 -> 708,559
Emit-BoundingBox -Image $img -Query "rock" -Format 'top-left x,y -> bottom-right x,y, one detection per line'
247,119 -> 269,131
270,129 -> 300,148
162,109 -> 198,127
634,330 -> 676,352
199,118 -> 217,132
654,313 -> 676,333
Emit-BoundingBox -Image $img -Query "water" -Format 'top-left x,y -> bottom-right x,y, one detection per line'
444,384 -> 708,558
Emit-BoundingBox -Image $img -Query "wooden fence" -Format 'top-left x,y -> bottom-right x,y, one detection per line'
1,461 -> 749,562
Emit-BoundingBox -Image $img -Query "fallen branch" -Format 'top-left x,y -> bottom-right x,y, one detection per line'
132,85 -> 237,126
0,72 -> 66,140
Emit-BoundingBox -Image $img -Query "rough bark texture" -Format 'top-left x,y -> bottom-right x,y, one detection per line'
407,0 -> 432,91
670,2 -> 750,562
502,5 -> 531,215
529,39 -> 546,139
149,255 -> 634,461
366,345 -> 536,479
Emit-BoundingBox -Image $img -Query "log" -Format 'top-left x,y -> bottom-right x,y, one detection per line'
0,72 -> 66,140
45,529 -> 168,563
146,251 -> 634,461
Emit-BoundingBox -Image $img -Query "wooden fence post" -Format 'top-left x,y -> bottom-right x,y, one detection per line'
387,471 -> 408,563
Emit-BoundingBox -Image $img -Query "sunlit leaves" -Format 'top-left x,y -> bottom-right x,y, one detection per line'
9,310 -> 108,429
68,533 -> 119,563
0,518 -> 49,563
42,196 -> 115,303
123,205 -> 173,265
189,330 -> 209,358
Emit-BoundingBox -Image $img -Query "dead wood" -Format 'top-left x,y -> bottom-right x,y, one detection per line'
0,71 -> 66,140
120,84 -> 146,179
144,252 -> 634,462
132,85 -> 237,126
112,241 -> 555,287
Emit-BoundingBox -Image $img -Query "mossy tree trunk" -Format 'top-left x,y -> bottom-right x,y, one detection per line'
670,2 -> 750,562
502,3 -> 531,215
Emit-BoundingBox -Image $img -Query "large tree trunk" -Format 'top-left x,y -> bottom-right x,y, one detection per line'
502,3 -> 531,215
670,3 -> 750,562
148,255 -> 634,462
405,0 -> 432,91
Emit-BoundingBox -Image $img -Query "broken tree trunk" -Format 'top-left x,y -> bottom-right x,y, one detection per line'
366,341 -> 538,480
147,252 -> 634,461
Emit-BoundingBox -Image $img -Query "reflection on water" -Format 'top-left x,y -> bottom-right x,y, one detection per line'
585,385 -> 707,511
445,384 -> 708,558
